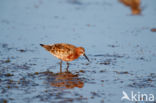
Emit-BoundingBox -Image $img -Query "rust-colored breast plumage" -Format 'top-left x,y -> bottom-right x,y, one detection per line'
49,43 -> 78,61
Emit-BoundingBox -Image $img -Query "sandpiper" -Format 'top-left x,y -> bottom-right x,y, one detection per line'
40,43 -> 89,72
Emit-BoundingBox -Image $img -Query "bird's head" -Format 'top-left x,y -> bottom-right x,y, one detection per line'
76,47 -> 89,62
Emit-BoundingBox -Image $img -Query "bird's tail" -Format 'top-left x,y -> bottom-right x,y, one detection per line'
40,44 -> 44,47
40,44 -> 52,51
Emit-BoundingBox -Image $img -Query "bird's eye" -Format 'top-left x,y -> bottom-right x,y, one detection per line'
80,51 -> 84,54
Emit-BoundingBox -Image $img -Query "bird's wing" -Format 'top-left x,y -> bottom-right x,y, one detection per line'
50,43 -> 76,57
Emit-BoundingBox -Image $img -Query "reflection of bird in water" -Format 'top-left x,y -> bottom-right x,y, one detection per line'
48,71 -> 84,89
40,43 -> 89,72
119,0 -> 141,15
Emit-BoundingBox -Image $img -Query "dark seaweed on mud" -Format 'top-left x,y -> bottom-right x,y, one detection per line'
128,73 -> 156,88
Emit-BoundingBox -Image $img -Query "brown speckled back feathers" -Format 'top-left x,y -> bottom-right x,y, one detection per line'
41,43 -> 78,61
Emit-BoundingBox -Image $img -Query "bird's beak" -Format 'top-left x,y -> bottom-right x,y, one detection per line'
83,54 -> 90,62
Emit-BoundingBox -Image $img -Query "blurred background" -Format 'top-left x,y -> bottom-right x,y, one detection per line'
0,0 -> 156,103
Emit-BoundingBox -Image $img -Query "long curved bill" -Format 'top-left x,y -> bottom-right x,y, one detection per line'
83,54 -> 90,62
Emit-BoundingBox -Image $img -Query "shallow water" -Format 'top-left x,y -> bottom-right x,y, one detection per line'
0,0 -> 156,103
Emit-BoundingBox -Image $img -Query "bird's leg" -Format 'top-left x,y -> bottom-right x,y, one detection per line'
66,62 -> 69,72
59,60 -> 62,73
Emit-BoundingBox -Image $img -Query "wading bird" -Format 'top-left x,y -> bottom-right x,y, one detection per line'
40,43 -> 89,72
